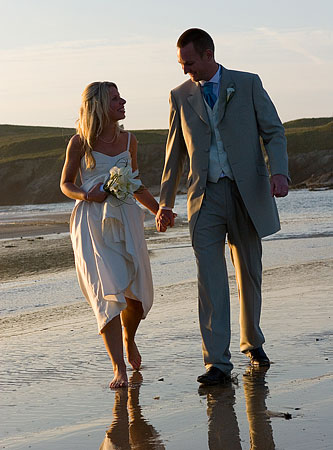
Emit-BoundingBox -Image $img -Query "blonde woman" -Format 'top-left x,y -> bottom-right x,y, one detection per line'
61,81 -> 167,388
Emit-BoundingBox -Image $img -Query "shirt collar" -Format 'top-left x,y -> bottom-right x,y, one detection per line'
200,65 -> 221,86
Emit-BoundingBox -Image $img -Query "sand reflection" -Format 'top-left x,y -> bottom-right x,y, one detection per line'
99,372 -> 165,450
199,367 -> 274,450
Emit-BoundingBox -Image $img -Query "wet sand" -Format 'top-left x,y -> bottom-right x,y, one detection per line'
0,212 -> 71,239
0,214 -> 189,282
0,219 -> 332,449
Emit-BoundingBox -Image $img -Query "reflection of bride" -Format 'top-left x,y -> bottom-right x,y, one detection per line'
99,372 -> 165,450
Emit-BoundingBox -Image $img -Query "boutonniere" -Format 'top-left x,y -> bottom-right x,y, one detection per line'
226,85 -> 235,103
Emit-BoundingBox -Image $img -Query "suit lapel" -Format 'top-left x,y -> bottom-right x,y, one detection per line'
216,67 -> 234,125
187,83 -> 209,126
185,67 -> 235,126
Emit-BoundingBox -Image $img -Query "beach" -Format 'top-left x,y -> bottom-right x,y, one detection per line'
1,191 -> 332,449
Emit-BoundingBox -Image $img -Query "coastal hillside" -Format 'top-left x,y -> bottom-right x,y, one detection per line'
282,118 -> 333,188
0,118 -> 332,206
0,125 -> 170,205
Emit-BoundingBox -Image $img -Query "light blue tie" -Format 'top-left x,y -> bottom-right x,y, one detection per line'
203,82 -> 217,109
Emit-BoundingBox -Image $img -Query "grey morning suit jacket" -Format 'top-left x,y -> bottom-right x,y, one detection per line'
159,66 -> 288,239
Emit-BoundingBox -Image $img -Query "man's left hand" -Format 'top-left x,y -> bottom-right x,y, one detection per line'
270,174 -> 289,197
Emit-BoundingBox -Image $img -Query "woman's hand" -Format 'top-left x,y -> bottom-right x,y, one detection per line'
85,183 -> 108,203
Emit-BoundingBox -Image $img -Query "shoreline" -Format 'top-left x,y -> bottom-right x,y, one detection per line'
1,201 -> 332,284
0,184 -> 331,210
0,211 -> 71,239
0,218 -> 190,283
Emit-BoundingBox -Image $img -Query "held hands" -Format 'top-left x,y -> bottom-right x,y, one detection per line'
85,182 -> 108,203
270,174 -> 289,198
155,208 -> 177,232
84,187 -> 178,231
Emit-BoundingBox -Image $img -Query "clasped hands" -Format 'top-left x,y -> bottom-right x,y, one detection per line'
155,208 -> 176,232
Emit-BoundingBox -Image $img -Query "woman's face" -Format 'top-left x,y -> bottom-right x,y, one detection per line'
108,86 -> 126,122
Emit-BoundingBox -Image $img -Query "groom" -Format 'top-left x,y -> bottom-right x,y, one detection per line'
156,28 -> 289,385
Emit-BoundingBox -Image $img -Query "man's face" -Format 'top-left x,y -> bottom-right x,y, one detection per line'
177,42 -> 212,82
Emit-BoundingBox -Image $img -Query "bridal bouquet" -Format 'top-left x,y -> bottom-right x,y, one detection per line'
103,165 -> 142,201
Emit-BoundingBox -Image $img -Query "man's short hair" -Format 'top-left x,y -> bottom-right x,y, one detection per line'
177,28 -> 215,56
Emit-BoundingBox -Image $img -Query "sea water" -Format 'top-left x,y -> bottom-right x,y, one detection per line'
0,189 -> 332,237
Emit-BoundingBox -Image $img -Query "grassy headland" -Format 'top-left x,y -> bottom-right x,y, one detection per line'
0,118 -> 332,206
283,118 -> 333,187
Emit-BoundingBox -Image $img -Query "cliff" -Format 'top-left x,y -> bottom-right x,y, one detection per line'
0,118 -> 332,206
283,118 -> 333,189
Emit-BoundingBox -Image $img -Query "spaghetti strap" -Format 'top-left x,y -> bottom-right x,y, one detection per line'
126,132 -> 131,152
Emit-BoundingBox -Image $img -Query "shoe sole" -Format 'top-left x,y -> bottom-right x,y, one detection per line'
197,378 -> 231,385
250,360 -> 270,367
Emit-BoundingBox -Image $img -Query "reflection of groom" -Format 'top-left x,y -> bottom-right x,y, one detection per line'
156,28 -> 289,385
198,368 -> 275,449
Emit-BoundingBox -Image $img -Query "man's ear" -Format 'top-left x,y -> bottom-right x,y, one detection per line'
205,49 -> 214,61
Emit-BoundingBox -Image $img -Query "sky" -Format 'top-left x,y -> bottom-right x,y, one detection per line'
1,0 -> 332,130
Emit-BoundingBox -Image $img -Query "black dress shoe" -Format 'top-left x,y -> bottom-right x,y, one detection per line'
197,366 -> 231,385
246,347 -> 270,366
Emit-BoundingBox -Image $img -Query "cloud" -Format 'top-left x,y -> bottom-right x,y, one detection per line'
1,28 -> 332,128
0,37 -> 179,128
255,27 -> 327,64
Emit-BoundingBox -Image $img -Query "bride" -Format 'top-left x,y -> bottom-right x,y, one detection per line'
60,81 -> 168,388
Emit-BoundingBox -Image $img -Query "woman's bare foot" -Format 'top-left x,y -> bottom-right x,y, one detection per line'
124,339 -> 142,370
110,366 -> 128,389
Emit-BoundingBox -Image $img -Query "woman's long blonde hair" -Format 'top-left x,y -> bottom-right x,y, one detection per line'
76,81 -> 122,169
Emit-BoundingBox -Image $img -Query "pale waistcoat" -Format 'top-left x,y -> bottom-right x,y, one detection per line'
204,98 -> 234,182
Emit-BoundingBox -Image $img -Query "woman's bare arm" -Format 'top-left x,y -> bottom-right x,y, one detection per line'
129,134 -> 159,215
60,135 -> 107,203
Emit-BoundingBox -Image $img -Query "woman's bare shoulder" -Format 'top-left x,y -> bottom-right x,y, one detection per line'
128,131 -> 138,148
69,134 -> 82,147
67,134 -> 85,156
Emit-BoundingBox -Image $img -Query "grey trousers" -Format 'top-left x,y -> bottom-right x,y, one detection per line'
192,178 -> 265,374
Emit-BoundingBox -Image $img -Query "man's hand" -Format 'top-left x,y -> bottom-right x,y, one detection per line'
155,208 -> 176,232
270,174 -> 289,197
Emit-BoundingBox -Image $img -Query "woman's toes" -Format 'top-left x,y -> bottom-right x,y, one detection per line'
109,370 -> 128,389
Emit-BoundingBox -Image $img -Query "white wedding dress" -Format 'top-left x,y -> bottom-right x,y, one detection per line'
70,133 -> 153,333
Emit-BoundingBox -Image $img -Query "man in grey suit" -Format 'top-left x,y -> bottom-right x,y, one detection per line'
156,28 -> 289,385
